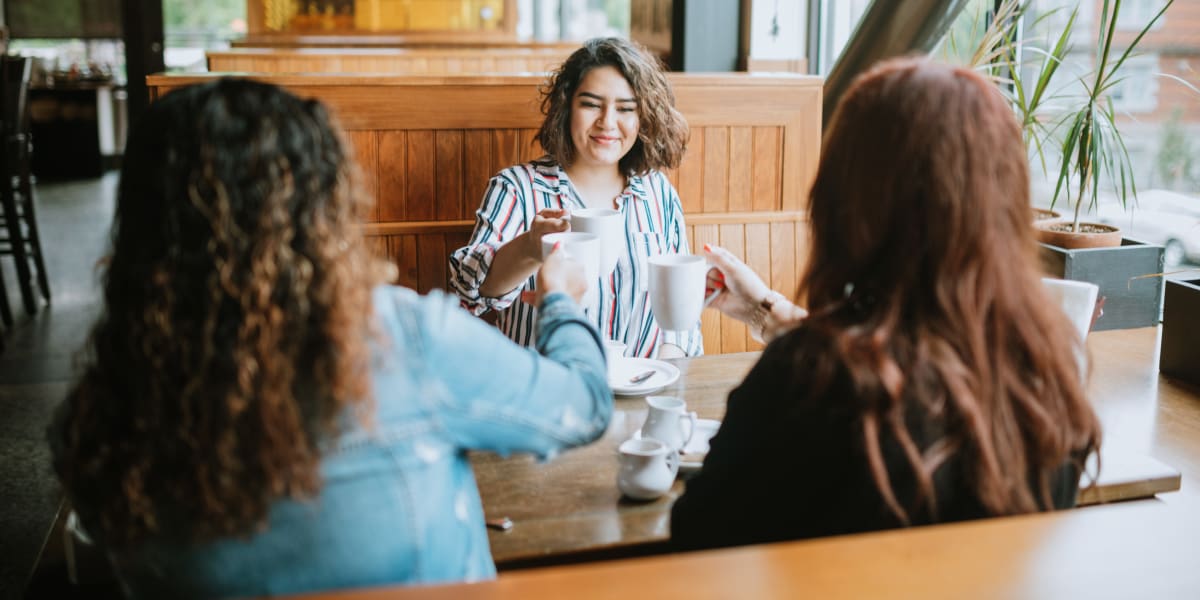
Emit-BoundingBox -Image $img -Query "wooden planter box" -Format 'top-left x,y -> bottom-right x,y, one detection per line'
1038,238 -> 1165,331
1161,278 -> 1200,387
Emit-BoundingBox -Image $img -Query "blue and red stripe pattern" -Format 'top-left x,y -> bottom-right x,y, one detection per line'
449,159 -> 704,358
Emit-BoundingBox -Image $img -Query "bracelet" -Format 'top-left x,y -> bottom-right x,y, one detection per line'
750,292 -> 782,341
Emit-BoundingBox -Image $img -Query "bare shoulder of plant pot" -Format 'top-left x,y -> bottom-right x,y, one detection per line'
1038,238 -> 1164,331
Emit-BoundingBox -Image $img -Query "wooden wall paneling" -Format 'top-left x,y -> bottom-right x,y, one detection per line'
517,129 -> 541,164
727,127 -> 753,213
792,219 -> 812,306
701,127 -> 729,213
718,224 -> 748,354
752,127 -> 782,212
435,130 -> 464,221
463,130 -> 494,221
744,222 -> 772,351
392,235 -> 419,290
405,130 -> 437,221
781,87 -> 822,210
690,224 -> 722,355
416,234 -> 448,294
347,130 -> 380,221
377,131 -> 408,221
770,220 -> 800,303
366,235 -> 389,262
673,131 -> 704,215
492,129 -> 521,176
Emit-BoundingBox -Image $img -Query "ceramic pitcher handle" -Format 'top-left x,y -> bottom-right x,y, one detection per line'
666,448 -> 680,477
680,411 -> 697,449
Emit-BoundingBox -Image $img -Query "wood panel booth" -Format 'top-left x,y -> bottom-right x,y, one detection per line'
206,47 -> 574,75
145,73 -> 823,355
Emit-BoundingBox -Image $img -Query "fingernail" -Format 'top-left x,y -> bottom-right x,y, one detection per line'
703,243 -> 712,252
716,271 -> 725,281
553,241 -> 563,250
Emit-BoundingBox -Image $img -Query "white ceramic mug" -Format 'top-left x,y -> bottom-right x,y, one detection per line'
647,254 -> 707,331
617,438 -> 680,500
570,208 -> 625,276
640,396 -> 697,452
542,232 -> 601,306
1041,277 -> 1100,341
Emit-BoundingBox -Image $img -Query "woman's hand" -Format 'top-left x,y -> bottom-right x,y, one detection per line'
702,243 -> 773,324
521,208 -> 572,260
702,243 -> 807,343
534,242 -> 588,306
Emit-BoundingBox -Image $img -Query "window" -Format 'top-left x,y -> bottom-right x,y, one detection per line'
1109,54 -> 1160,114
1116,0 -> 1168,30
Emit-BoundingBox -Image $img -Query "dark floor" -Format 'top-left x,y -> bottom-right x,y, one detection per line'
0,174 -> 116,600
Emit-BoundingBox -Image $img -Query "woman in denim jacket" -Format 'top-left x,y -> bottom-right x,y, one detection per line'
49,79 -> 612,598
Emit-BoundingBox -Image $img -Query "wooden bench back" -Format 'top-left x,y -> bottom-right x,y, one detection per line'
145,72 -> 823,354
207,47 -> 573,75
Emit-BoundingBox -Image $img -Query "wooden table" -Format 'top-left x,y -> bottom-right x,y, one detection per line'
277,500 -> 1200,599
474,327 -> 1189,567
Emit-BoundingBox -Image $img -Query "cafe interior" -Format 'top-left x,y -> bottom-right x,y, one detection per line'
2,0 -> 1199,598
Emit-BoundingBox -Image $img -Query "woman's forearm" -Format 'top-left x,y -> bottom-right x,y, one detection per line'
478,233 -> 542,298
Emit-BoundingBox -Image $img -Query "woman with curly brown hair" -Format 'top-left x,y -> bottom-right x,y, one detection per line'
670,57 -> 1102,550
50,78 -> 611,597
450,37 -> 702,359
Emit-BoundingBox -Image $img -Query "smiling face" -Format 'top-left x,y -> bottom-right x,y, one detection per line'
568,65 -> 640,171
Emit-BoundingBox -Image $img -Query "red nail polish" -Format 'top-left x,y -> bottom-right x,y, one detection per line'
553,241 -> 563,250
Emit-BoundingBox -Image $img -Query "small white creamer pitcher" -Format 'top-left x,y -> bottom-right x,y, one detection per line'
617,438 -> 679,500
640,396 -> 697,452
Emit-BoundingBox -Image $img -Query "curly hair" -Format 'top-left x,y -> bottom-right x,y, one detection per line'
52,78 -> 386,547
797,58 -> 1101,523
537,37 -> 688,176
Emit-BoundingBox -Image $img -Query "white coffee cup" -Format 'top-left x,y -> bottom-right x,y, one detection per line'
640,396 -> 697,452
617,438 -> 680,500
1041,277 -> 1100,342
570,208 -> 625,276
542,232 -> 601,306
647,254 -> 707,331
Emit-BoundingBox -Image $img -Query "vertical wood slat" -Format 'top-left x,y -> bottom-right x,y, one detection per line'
675,132 -> 704,215
727,127 -> 753,212
435,131 -> 464,221
752,127 -> 782,212
347,131 -> 379,221
417,234 -> 448,294
718,224 -> 747,354
492,129 -> 521,176
391,235 -> 419,290
702,127 -> 729,213
463,130 -> 493,221
377,131 -> 407,221
406,131 -> 437,221
518,129 -> 542,163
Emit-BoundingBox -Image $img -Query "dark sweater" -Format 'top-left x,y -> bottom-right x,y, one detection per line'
670,326 -> 1082,552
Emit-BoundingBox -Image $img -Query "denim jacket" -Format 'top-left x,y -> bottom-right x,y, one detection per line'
107,287 -> 612,598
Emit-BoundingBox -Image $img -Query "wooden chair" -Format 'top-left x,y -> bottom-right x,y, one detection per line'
0,55 -> 51,319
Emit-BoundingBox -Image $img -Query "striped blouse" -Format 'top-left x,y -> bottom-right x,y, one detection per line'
449,159 -> 704,358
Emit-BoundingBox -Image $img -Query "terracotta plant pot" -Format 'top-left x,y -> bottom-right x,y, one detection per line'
1034,221 -> 1123,249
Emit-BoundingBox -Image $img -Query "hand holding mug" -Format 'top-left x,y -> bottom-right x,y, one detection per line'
522,208 -> 572,260
535,242 -> 588,305
702,243 -> 773,324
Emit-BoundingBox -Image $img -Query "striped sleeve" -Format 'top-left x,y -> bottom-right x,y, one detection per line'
448,172 -> 531,315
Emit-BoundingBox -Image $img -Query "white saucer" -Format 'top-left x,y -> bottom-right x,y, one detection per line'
631,418 -> 720,475
609,358 -> 681,396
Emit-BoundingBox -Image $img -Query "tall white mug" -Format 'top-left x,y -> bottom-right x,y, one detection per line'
647,254 -> 707,331
570,208 -> 625,276
542,232 -> 601,306
641,396 -> 697,452
1041,277 -> 1100,342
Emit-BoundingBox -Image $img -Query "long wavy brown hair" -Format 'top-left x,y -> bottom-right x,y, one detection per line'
537,37 -> 688,176
796,57 -> 1101,522
53,79 -> 385,547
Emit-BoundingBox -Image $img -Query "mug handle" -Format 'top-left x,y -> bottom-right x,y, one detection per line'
679,411 -> 697,449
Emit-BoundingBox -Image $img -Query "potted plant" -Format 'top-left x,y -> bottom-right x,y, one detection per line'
957,0 -> 1173,329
